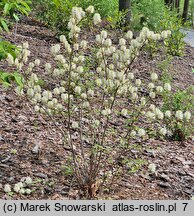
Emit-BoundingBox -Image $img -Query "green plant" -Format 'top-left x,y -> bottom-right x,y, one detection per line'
0,38 -> 18,60
0,0 -> 31,21
32,0 -> 118,36
161,86 -> 193,141
131,0 -> 167,31
6,7 -> 192,198
0,71 -> 24,89
0,0 -> 31,31
158,10 -> 186,56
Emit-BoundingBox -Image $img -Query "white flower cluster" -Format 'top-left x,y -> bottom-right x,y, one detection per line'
6,42 -> 31,70
4,177 -> 33,195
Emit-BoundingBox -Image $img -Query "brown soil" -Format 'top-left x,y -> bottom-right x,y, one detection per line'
0,17 -> 194,200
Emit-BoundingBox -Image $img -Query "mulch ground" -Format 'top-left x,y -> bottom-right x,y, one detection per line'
0,17 -> 194,200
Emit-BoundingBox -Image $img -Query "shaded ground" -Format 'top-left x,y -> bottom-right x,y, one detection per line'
181,29 -> 194,48
0,17 -> 194,200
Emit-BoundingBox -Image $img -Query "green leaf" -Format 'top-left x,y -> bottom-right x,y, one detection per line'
12,72 -> 24,88
13,13 -> 20,22
3,3 -> 10,15
0,19 -> 9,32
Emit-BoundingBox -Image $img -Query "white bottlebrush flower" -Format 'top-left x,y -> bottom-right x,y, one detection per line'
61,93 -> 68,102
161,30 -> 171,39
34,59 -> 40,66
4,184 -> 11,193
52,98 -> 58,104
19,188 -> 25,194
34,93 -> 41,102
146,111 -> 155,120
78,55 -> 85,62
7,53 -> 14,65
51,44 -> 61,55
159,127 -> 167,136
77,66 -> 84,74
128,73 -> 134,80
130,130 -> 136,137
41,96 -> 48,104
59,87 -> 65,93
155,108 -> 164,120
148,83 -> 155,89
96,34 -> 101,43
104,38 -> 112,47
184,111 -> 191,121
47,101 -> 54,109
14,58 -> 19,67
151,73 -> 158,81
23,42 -> 29,49
140,97 -> 146,106
55,55 -> 66,64
45,63 -> 52,71
72,121 -> 79,129
27,88 -> 34,97
125,30 -> 133,40
82,101 -> 90,108
150,104 -> 156,111
149,92 -> 156,99
138,128 -> 146,137
53,88 -> 60,95
14,184 -> 21,193
132,92 -> 138,100
56,103 -> 63,110
34,105 -> 40,112
101,30 -> 108,39
156,86 -> 163,93
34,85 -> 41,93
74,86 -> 81,94
164,83 -> 171,91
102,108 -> 111,116
80,40 -> 87,49
53,68 -> 60,77
29,62 -> 35,69
93,13 -> 101,25
135,79 -> 141,86
119,38 -> 126,46
148,163 -> 156,173
96,78 -> 102,86
51,44 -> 60,55
175,110 -> 183,120
165,110 -> 171,118
121,108 -> 128,117
25,189 -> 32,195
87,89 -> 94,97
85,5 -> 94,14
93,119 -> 100,127
81,93 -> 87,99
59,35 -> 67,43
73,43 -> 79,50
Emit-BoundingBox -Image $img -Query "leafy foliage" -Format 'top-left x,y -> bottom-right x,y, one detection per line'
0,71 -> 24,89
0,38 -> 18,60
158,10 -> 186,56
0,0 -> 31,31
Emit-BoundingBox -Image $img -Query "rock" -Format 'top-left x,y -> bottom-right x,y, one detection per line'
0,135 -> 5,142
157,182 -> 171,188
1,155 -> 11,163
32,142 -> 41,154
158,173 -> 170,182
44,186 -> 53,194
34,173 -> 48,179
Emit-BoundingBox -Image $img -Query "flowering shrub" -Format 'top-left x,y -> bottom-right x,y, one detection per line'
6,6 -> 192,198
